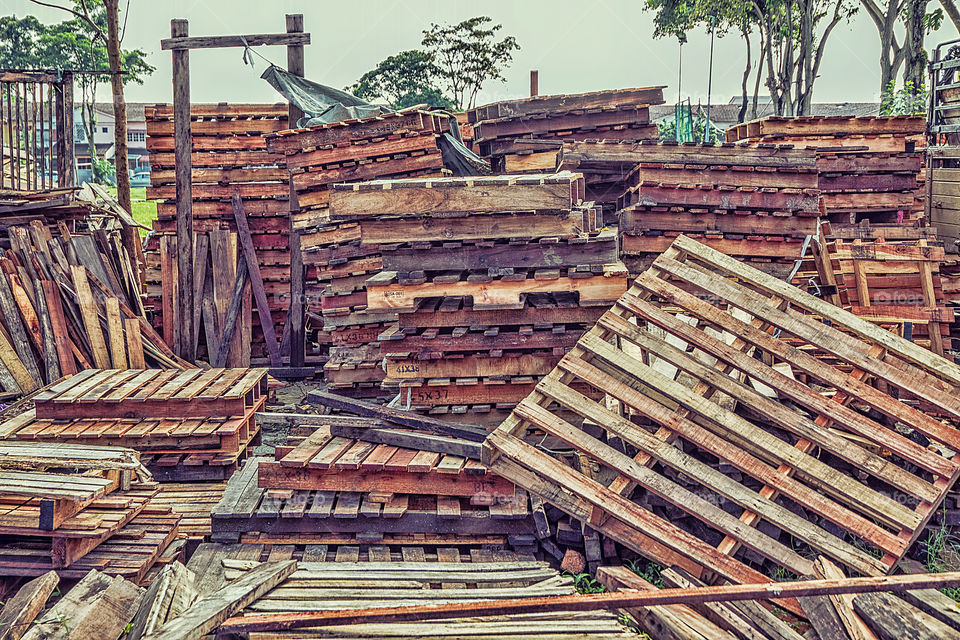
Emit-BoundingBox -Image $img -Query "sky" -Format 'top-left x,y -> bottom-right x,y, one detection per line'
2,0 -> 960,108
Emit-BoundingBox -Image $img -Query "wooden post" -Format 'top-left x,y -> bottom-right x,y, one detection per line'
530,70 -> 539,97
171,18 -> 195,361
286,14 -> 306,369
55,72 -> 74,188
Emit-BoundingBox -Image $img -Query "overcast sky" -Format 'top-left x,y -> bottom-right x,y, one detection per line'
3,0 -> 960,107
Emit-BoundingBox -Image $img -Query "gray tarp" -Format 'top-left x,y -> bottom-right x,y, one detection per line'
262,65 -> 489,176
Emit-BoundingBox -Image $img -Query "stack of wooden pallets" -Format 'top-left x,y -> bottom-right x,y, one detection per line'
0,367 -> 267,481
726,115 -> 927,232
614,142 -> 820,278
144,103 -> 289,362
328,172 -> 627,426
265,109 -> 451,384
794,237 -> 950,356
0,441 -> 177,582
468,87 -> 664,188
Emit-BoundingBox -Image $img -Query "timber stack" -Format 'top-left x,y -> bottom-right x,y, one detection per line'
726,115 -> 927,233
328,172 -> 627,427
265,108 -> 451,388
0,367 -> 268,481
145,103 -> 290,364
614,142 -> 820,278
468,87 -> 665,207
0,441 -> 179,584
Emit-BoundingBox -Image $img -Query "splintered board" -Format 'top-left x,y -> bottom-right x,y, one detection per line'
483,235 -> 960,594
30,368 -> 268,419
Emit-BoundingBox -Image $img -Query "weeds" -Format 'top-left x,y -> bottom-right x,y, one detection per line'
925,512 -> 960,602
624,559 -> 664,588
566,572 -> 606,594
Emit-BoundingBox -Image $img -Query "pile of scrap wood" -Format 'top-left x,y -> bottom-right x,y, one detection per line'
726,115 -> 926,231
483,234 -> 960,599
0,367 -> 267,481
611,141 -> 820,277
267,109 -> 452,379
0,188 -> 181,398
794,236 -> 950,356
0,441 -> 180,582
144,103 -> 290,364
327,172 -> 626,424
467,87 -> 665,187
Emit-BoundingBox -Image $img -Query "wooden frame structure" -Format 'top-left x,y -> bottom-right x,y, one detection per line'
483,235 -> 960,595
160,16 -> 310,364
0,70 -> 74,190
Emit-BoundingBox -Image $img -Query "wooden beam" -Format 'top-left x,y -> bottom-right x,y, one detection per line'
286,13 -> 306,370
530,70 -> 539,97
219,571 -> 960,633
232,194 -> 280,367
160,32 -> 310,50
171,18 -> 194,362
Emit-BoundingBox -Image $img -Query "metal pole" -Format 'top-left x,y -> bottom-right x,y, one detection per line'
705,14 -> 716,144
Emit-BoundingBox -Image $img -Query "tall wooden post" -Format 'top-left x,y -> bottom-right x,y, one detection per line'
171,18 -> 195,361
530,70 -> 539,97
55,71 -> 75,188
286,14 -> 306,369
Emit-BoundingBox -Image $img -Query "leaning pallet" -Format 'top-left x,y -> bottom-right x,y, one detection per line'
468,86 -> 665,205
0,368 -> 268,481
266,108 -> 452,384
794,238 -> 950,355
483,234 -> 960,609
328,172 -> 627,423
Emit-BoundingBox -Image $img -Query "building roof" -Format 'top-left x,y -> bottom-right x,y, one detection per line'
650,102 -> 880,129
90,102 -> 147,122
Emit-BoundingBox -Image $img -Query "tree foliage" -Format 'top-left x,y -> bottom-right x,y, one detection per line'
350,50 -> 453,109
421,16 -> 520,110
0,15 -> 46,68
645,0 -> 858,116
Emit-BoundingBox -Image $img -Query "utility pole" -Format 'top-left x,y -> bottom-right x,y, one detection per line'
704,12 -> 717,144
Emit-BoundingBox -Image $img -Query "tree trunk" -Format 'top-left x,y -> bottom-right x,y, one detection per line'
739,32 -> 751,124
903,0 -> 929,92
753,29 -> 767,119
104,0 -> 131,213
942,0 -> 960,32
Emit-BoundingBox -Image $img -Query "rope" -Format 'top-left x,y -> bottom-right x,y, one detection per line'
238,35 -> 282,70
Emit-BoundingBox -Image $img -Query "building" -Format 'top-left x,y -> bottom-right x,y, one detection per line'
73,102 -> 149,182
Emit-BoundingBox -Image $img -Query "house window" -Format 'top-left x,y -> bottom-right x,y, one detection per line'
127,131 -> 145,143
101,126 -> 108,133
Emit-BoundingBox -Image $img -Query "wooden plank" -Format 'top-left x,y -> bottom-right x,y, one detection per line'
32,279 -> 59,384
125,318 -> 146,368
0,570 -> 58,640
853,592 -> 956,640
141,560 -> 295,640
41,279 -> 76,376
0,270 -> 41,383
232,194 -> 280,367
160,32 -> 311,50
22,570 -> 142,640
72,265 -> 111,369
171,18 -> 194,361
106,296 -> 127,369
218,571 -> 960,632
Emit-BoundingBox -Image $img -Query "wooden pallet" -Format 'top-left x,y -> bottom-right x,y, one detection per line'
484,235 -> 960,596
365,264 -> 628,312
258,427 -> 514,498
329,172 -> 585,219
726,114 -> 925,142
147,481 -> 227,540
32,368 -> 268,419
795,238 -> 949,355
0,510 -> 180,583
468,86 -> 665,122
211,458 -> 532,543
0,483 -> 158,569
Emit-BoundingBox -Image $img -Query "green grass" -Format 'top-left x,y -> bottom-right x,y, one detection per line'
101,185 -> 157,237
925,513 -> 960,601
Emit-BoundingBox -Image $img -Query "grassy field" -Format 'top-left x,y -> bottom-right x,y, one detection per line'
102,186 -> 157,237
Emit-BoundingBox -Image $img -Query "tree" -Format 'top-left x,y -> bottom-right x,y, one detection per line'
861,0 -> 942,111
30,0 -> 153,211
350,50 -> 454,109
0,15 -> 46,68
939,0 -> 960,32
421,16 -> 520,110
